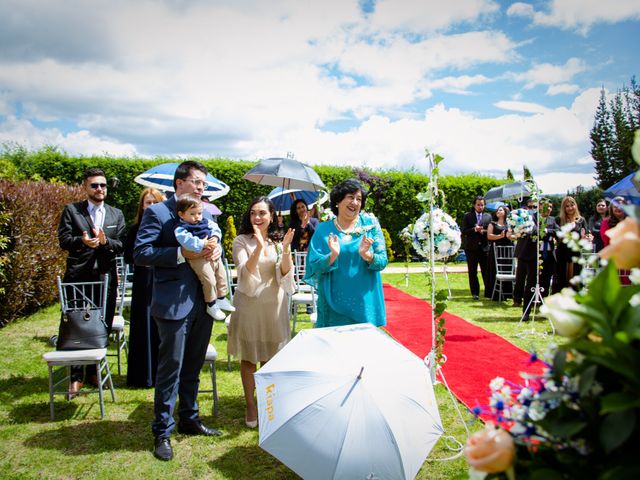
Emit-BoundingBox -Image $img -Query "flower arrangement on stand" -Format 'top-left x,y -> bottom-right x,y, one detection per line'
399,224 -> 414,286
464,130 -> 640,479
404,151 -> 462,367
411,208 -> 462,261
506,208 -> 534,238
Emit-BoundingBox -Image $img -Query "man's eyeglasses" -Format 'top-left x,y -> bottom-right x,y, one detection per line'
185,178 -> 208,189
89,183 -> 107,189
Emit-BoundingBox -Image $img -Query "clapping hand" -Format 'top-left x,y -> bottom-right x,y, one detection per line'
82,230 -> 100,248
282,228 -> 294,251
359,235 -> 374,262
328,233 -> 340,257
253,224 -> 265,250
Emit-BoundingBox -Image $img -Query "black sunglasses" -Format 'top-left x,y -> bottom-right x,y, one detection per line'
90,183 -> 107,189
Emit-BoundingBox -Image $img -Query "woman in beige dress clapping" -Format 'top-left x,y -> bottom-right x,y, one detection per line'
227,196 -> 295,428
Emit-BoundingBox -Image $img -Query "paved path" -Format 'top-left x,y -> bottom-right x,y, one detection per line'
382,264 -> 468,274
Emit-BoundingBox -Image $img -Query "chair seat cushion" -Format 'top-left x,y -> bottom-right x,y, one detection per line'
43,348 -> 107,362
205,344 -> 217,362
111,315 -> 125,330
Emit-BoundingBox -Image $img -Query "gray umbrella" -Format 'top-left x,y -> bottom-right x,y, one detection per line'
243,157 -> 326,191
484,181 -> 532,202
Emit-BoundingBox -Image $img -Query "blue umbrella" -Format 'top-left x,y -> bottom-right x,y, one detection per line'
604,172 -> 640,205
485,201 -> 507,213
267,187 -> 328,216
134,162 -> 230,200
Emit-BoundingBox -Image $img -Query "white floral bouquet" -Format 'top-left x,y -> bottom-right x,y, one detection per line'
410,208 -> 461,260
507,208 -> 534,238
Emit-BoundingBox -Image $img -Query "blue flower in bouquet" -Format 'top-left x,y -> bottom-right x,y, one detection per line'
507,208 -> 534,238
411,208 -> 461,260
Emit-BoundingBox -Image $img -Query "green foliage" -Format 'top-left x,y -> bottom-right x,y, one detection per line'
590,77 -> 640,189
223,215 -> 237,259
506,169 -> 515,181
381,227 -> 394,262
523,165 -> 534,181
1,146 -> 503,267
0,179 -> 84,326
487,262 -> 640,479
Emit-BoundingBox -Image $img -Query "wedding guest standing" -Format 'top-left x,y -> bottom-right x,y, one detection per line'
554,196 -> 587,292
485,205 -> 514,300
600,196 -> 630,284
124,187 -> 165,388
538,199 -> 558,297
58,167 -> 125,397
227,196 -> 295,428
135,161 -> 223,462
588,199 -> 608,252
305,179 -> 388,328
289,199 -> 319,252
461,196 -> 492,300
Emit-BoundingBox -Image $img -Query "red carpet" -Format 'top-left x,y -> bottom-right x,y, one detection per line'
383,284 -> 543,416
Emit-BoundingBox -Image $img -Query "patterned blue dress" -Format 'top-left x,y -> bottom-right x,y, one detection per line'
304,213 -> 388,328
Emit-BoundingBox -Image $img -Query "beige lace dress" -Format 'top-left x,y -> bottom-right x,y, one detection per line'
227,234 -> 296,364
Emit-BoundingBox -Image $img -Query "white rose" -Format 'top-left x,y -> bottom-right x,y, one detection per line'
540,289 -> 586,337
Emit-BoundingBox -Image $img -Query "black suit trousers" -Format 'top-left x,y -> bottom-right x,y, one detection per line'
465,248 -> 489,297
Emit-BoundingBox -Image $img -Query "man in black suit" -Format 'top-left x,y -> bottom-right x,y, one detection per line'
461,196 -> 492,300
538,199 -> 557,298
513,198 -> 538,319
135,161 -> 223,462
58,167 -> 126,396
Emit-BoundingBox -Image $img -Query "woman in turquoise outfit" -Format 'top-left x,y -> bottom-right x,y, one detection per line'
304,179 -> 388,327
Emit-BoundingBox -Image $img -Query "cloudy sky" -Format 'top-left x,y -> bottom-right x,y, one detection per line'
1,0 -> 639,193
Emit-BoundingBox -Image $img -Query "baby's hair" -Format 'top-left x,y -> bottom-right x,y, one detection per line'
176,194 -> 202,214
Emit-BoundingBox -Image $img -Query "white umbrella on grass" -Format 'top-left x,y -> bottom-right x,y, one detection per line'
255,323 -> 443,480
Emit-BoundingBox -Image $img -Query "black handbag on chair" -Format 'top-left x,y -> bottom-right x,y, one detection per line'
57,306 -> 109,350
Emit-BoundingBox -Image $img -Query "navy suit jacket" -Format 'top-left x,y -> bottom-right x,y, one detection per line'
134,196 -> 211,321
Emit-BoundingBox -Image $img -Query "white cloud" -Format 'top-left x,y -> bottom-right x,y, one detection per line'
427,74 -> 492,94
506,2 -> 534,18
369,0 -> 500,32
0,116 -> 137,157
510,0 -> 640,33
494,100 -> 551,114
546,83 -> 580,95
510,57 -> 587,89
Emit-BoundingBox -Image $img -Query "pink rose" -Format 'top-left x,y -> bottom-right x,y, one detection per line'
600,218 -> 640,269
464,424 -> 515,474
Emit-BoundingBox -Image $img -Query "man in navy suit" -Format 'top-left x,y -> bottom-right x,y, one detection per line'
461,196 -> 492,300
58,167 -> 126,396
134,161 -> 223,461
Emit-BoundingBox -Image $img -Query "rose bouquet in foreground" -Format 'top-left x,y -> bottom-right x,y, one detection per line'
465,254 -> 640,479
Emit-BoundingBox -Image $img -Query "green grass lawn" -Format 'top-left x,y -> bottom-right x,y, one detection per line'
0,272 -> 559,479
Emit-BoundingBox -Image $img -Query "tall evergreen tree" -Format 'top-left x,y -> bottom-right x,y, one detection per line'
523,165 -> 533,181
591,87 -> 615,188
506,169 -> 514,181
610,92 -> 634,179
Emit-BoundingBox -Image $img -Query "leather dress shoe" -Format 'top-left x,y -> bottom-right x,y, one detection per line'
177,420 -> 223,436
68,380 -> 83,399
153,437 -> 173,461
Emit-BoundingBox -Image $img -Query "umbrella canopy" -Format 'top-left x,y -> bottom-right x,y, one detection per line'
202,201 -> 222,216
484,181 -> 532,203
255,323 -> 443,480
133,163 -> 230,200
485,201 -> 507,213
604,172 -> 640,205
243,157 -> 326,191
267,187 -> 328,216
